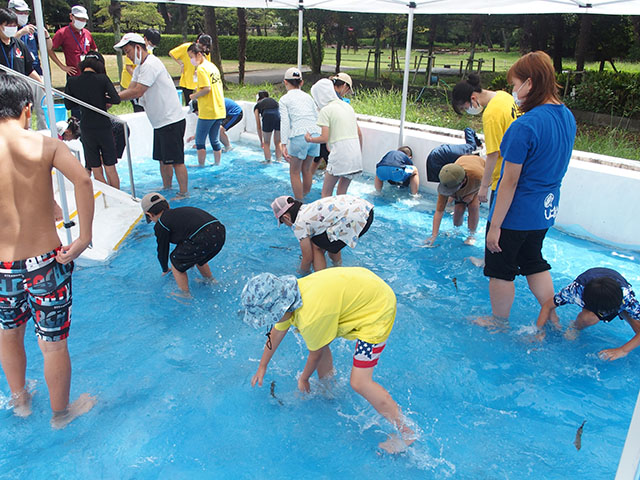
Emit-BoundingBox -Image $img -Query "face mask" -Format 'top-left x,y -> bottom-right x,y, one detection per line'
16,15 -> 29,27
73,19 -> 86,30
465,99 -> 483,115
512,80 -> 529,107
3,26 -> 18,37
147,45 -> 154,54
133,46 -> 142,66
190,57 -> 198,67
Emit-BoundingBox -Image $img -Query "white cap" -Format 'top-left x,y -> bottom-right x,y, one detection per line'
8,0 -> 30,12
71,5 -> 88,19
114,33 -> 145,51
284,67 -> 302,81
56,120 -> 69,137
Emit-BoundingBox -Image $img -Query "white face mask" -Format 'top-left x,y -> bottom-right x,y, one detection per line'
512,79 -> 529,107
16,14 -> 29,27
133,46 -> 142,66
465,99 -> 483,116
3,25 -> 18,37
73,19 -> 86,30
147,45 -> 154,54
190,56 -> 198,67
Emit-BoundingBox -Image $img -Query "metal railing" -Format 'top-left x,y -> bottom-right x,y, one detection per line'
0,64 -> 137,200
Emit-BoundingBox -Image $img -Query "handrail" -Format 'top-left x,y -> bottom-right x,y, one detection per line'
0,63 -> 137,199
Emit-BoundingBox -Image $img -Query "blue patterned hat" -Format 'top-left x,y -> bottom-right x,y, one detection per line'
241,273 -> 302,329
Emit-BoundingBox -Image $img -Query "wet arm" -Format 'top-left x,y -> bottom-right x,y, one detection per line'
536,297 -> 557,331
155,229 -> 170,273
252,326 -> 289,387
300,348 -> 324,383
254,110 -> 263,144
299,237 -> 313,274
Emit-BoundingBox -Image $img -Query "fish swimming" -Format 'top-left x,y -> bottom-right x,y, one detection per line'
270,380 -> 284,406
574,420 -> 586,450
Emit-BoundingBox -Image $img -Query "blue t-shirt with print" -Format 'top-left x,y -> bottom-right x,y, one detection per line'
489,104 -> 576,230
224,98 -> 243,116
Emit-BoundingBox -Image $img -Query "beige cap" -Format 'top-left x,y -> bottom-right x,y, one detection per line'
331,72 -> 353,90
284,67 -> 302,81
141,192 -> 167,221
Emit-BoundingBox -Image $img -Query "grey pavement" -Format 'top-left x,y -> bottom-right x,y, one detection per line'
224,64 -> 357,85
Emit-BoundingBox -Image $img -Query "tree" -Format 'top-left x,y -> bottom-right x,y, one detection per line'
304,10 -> 326,74
94,0 -> 164,32
237,8 -> 247,85
109,1 -> 123,80
204,7 -> 224,81
575,14 -> 592,71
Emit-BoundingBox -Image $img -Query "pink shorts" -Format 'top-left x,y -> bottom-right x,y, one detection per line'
353,339 -> 387,368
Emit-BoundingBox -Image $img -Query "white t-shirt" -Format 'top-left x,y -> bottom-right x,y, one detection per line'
132,54 -> 184,129
279,88 -> 320,145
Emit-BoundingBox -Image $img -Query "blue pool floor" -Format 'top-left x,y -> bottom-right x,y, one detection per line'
0,142 -> 639,479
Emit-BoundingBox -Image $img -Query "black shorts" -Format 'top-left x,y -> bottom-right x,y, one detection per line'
314,143 -> 330,163
311,209 -> 374,254
81,126 -> 117,169
180,87 -> 193,106
222,112 -> 243,131
170,221 -> 226,273
153,119 -> 186,165
111,120 -> 130,159
261,109 -> 280,133
483,222 -> 551,281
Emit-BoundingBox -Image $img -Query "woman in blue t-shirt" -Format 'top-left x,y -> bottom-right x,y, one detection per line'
478,51 -> 576,327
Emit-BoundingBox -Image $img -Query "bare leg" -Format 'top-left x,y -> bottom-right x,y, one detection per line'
566,308 -> 600,340
328,251 -> 342,267
464,196 -> 480,245
0,324 -> 31,417
91,167 -> 107,185
195,263 -> 217,284
316,345 -> 334,378
197,148 -> 207,167
274,131 -> 282,161
453,203 -> 466,227
288,155 -> 304,200
213,149 -> 221,165
219,127 -> 230,150
336,177 -> 352,195
374,176 -> 384,192
262,131 -> 272,162
321,173 -> 340,197
312,244 -> 327,271
309,159 -> 321,176
350,366 -> 415,453
160,163 -> 173,189
104,165 -> 120,190
173,164 -> 189,196
526,270 -> 555,307
409,174 -> 419,195
474,277 -> 515,328
301,156 -> 314,196
171,264 -> 190,294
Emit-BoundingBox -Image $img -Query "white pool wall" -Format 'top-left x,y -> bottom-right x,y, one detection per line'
120,102 -> 640,251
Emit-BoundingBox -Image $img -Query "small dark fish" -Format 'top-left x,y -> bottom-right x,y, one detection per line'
574,420 -> 586,450
270,380 -> 284,406
269,245 -> 291,250
452,277 -> 458,292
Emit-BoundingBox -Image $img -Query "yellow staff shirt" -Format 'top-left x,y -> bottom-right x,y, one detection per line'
196,60 -> 225,120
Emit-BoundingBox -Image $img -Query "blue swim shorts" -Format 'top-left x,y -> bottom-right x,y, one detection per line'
287,134 -> 320,160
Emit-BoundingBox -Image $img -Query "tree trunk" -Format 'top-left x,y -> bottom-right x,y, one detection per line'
237,8 -> 247,85
520,15 -> 533,54
427,15 -> 437,57
465,16 -> 484,75
335,37 -> 342,74
552,14 -> 564,73
304,24 -> 322,74
501,28 -> 511,53
158,4 -> 171,32
575,14 -> 592,72
179,5 -> 189,41
85,0 -> 94,31
315,23 -> 323,74
109,1 -> 123,82
374,18 -> 383,79
204,7 -> 224,81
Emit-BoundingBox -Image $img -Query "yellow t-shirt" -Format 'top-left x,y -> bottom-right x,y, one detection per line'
169,42 -> 211,90
196,60 -> 225,120
274,267 -> 396,351
482,90 -> 521,190
120,55 -> 134,89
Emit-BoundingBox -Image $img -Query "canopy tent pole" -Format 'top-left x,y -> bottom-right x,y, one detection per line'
297,0 -> 304,70
33,0 -> 72,245
398,2 -> 416,147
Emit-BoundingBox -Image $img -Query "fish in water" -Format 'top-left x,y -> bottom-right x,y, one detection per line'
574,420 -> 586,450
270,380 -> 284,406
452,277 -> 458,292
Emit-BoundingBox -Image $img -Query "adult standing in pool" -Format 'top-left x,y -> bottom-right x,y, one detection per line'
188,42 -> 225,167
242,267 -> 415,453
271,194 -> 373,275
116,33 -> 188,198
452,74 -> 521,206
0,75 -> 96,428
120,28 -> 161,113
478,51 -> 576,328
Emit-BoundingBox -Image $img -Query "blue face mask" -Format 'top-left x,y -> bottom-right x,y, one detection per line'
512,79 -> 529,107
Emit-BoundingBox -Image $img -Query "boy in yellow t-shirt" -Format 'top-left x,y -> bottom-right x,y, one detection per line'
242,267 -> 415,454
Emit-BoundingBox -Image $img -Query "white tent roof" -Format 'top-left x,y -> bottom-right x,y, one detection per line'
128,0 -> 640,15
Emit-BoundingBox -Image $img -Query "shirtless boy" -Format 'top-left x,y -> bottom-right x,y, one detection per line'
0,75 -> 95,428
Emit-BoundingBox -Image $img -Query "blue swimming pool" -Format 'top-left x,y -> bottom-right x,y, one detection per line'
1,143 -> 638,479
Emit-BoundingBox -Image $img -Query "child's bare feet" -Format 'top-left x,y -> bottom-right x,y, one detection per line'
50,393 -> 96,429
195,276 -> 218,285
379,426 -> 416,454
10,388 -> 32,418
474,315 -> 509,332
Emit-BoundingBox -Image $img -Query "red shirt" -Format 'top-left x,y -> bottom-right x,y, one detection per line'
51,24 -> 97,76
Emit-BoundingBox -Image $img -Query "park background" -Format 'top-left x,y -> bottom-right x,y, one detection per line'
41,1 -> 640,159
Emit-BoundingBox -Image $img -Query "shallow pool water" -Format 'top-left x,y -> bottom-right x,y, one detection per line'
1,143 -> 639,479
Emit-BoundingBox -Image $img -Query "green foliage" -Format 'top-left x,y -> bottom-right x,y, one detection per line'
93,0 -> 165,32
487,74 -> 509,91
563,71 -> 640,118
